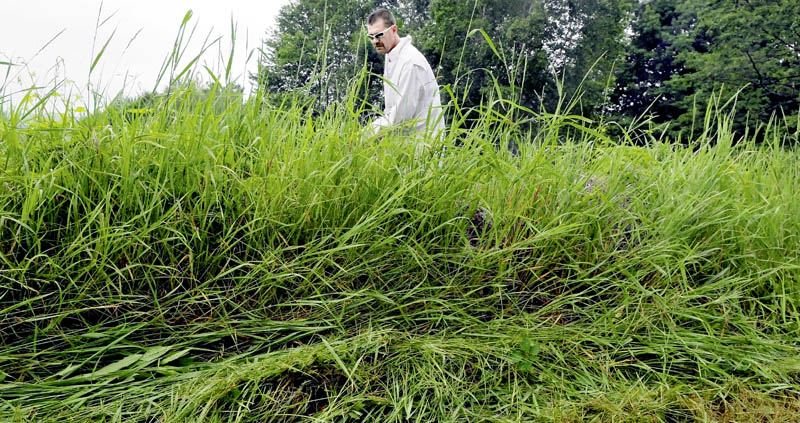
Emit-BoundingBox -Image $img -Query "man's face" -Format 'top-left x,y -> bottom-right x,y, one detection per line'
366,20 -> 398,55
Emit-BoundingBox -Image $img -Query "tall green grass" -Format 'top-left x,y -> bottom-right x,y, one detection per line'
2,16 -> 800,423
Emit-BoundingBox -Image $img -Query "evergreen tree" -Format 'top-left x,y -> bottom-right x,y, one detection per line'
612,0 -> 799,140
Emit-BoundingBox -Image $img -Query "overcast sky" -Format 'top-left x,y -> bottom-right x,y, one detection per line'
1,0 -> 288,107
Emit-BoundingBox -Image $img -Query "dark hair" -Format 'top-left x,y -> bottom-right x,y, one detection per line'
366,8 -> 396,27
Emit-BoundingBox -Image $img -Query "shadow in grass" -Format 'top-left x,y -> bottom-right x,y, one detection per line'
213,364 -> 355,421
708,390 -> 800,423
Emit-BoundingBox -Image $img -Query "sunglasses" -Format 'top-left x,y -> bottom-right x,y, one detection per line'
367,25 -> 395,40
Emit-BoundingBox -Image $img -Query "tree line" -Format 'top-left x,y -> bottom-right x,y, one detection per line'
253,0 -> 799,141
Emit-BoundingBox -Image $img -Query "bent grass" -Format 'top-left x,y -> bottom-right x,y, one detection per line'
2,12 -> 800,423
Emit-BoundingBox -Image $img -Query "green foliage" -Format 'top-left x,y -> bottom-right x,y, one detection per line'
254,0 -> 371,106
256,0 -> 633,124
253,0 -> 429,113
110,82 -> 243,123
510,338 -> 541,374
2,76 -> 800,422
681,0 -> 800,137
611,0 -> 696,123
556,0 -> 634,113
3,4 -> 800,422
419,0 -> 552,116
612,0 -> 800,141
256,0 -> 798,140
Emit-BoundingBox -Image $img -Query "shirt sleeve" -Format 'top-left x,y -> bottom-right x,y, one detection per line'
371,63 -> 427,133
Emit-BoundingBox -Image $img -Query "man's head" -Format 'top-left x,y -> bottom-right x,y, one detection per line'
366,8 -> 399,55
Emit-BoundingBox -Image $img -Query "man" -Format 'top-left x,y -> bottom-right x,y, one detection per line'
365,8 -> 446,143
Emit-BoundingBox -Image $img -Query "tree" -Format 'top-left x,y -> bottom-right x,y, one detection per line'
253,0 -> 430,112
679,0 -> 800,137
417,0 -> 632,125
254,0 -> 373,109
257,0 -> 632,126
417,0 -> 551,118
610,0 -> 696,123
612,0 -> 800,141
555,0 -> 635,115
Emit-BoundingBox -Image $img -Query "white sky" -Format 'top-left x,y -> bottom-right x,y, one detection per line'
0,0 -> 288,108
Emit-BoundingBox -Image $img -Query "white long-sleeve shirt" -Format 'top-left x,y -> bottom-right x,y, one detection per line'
371,36 -> 446,138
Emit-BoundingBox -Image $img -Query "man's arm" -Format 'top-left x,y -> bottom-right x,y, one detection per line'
370,63 -> 427,134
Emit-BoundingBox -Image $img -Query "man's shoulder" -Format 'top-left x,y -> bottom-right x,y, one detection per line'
397,39 -> 432,69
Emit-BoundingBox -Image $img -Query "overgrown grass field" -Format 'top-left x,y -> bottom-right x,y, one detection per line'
2,66 -> 800,422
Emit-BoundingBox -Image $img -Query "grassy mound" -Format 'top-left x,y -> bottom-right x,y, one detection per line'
1,85 -> 799,422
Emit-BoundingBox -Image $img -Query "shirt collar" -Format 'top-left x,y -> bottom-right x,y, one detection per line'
387,36 -> 412,62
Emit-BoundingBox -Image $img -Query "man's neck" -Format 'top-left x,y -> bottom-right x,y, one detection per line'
385,38 -> 399,55
385,36 -> 406,57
